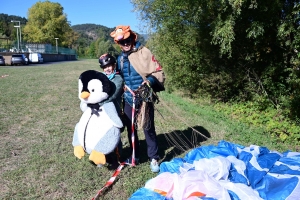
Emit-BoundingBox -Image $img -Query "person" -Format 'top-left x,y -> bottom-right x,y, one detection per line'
98,53 -> 124,169
98,53 -> 123,115
110,25 -> 163,173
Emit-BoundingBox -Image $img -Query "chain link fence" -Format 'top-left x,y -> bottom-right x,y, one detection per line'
0,42 -> 76,55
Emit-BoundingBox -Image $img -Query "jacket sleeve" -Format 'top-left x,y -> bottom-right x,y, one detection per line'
146,75 -> 156,86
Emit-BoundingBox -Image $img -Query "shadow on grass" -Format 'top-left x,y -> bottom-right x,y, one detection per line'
121,126 -> 211,164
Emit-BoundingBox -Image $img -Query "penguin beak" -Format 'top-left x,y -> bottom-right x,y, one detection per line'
80,91 -> 90,99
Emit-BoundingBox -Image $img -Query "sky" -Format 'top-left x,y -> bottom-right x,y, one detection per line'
0,0 -> 143,32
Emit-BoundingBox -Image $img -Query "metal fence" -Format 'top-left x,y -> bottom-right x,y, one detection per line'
0,42 -> 77,55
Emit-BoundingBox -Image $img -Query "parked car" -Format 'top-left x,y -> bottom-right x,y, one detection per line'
11,54 -> 28,65
0,55 -> 5,66
29,53 -> 43,63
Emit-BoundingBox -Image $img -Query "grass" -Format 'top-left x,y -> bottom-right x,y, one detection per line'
0,59 -> 294,199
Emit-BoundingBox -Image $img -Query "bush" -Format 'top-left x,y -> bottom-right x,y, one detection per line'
214,101 -> 300,146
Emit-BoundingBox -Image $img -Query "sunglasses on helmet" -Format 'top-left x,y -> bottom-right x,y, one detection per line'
118,38 -> 132,46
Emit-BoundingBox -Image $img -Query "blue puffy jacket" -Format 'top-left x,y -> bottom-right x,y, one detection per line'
117,41 -> 155,106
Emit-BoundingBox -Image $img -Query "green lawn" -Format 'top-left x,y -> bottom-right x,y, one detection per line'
0,59 -> 291,199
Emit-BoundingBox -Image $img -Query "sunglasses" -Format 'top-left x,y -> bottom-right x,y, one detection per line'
119,38 -> 132,46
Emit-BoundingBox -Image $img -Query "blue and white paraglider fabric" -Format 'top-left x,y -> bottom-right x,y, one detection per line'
130,140 -> 300,200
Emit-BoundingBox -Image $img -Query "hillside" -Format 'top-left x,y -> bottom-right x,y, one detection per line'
71,23 -> 115,42
0,13 -> 27,38
71,23 -> 147,57
71,23 -> 146,45
0,13 -> 146,53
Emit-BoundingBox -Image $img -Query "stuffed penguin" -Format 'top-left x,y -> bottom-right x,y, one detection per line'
72,70 -> 123,165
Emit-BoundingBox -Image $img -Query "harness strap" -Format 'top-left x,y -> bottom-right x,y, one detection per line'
120,56 -> 124,73
124,85 -> 136,166
91,162 -> 125,200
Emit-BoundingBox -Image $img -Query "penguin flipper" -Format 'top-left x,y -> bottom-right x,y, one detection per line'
89,150 -> 106,165
74,146 -> 85,159
72,123 -> 81,146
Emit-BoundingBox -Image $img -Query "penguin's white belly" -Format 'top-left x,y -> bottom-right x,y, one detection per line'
77,107 -> 114,154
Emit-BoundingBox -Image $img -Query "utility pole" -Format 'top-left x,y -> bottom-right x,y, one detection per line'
11,20 -> 21,52
55,38 -> 59,54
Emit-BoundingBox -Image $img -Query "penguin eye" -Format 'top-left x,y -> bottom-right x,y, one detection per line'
92,89 -> 95,92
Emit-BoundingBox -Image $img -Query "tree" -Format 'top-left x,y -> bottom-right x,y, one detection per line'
88,42 -> 96,58
64,29 -> 79,48
23,1 -> 77,47
0,20 -> 6,36
0,14 -> 27,39
131,0 -> 300,116
96,39 -> 111,57
96,38 -> 120,58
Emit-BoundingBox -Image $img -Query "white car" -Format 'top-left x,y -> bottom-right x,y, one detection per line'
29,53 -> 43,63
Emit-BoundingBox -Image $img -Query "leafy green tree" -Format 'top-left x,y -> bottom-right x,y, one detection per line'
0,14 -> 27,40
0,21 -> 6,36
96,39 -> 120,58
88,41 -> 96,58
112,43 -> 122,56
132,0 -> 300,116
76,46 -> 83,57
23,1 -> 76,47
96,40 -> 110,57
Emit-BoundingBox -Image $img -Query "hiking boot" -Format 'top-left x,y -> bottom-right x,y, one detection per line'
124,157 -> 139,165
150,158 -> 160,173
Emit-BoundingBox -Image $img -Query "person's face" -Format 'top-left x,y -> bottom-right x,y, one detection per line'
103,64 -> 115,75
119,37 -> 133,52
